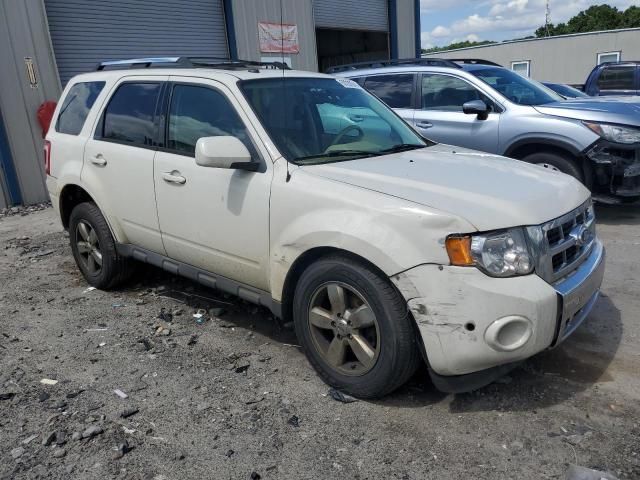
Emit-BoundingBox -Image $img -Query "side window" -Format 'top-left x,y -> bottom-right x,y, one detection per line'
100,83 -> 161,146
168,84 -> 254,156
422,74 -> 491,112
56,81 -> 105,135
598,67 -> 635,91
364,74 -> 414,109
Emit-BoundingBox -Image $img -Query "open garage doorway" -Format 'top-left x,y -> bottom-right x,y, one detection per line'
316,28 -> 389,73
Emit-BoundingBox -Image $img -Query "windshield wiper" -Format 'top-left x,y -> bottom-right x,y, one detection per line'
294,150 -> 379,164
377,144 -> 425,154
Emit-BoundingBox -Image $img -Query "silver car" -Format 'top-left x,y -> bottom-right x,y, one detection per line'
332,59 -> 640,202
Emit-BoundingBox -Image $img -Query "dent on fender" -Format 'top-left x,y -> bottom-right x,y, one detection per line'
392,269 -> 474,337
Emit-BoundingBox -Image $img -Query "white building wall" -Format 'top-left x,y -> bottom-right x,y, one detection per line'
424,28 -> 640,85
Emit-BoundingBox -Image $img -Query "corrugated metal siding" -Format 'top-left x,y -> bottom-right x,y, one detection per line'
232,0 -> 318,71
313,0 -> 388,32
45,0 -> 229,86
0,0 -> 58,206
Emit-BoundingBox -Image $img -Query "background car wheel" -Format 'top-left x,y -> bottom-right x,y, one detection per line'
293,255 -> 421,398
69,202 -> 133,289
523,151 -> 584,183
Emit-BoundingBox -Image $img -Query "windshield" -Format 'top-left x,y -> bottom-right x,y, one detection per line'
239,77 -> 427,165
470,67 -> 564,106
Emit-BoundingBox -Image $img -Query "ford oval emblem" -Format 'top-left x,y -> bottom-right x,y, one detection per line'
571,225 -> 592,247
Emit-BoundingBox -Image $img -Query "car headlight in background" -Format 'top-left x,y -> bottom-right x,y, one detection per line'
583,122 -> 640,145
446,228 -> 533,277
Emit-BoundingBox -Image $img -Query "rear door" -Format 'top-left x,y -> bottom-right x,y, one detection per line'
413,73 -> 500,153
361,73 -> 416,124
82,76 -> 167,254
595,65 -> 638,96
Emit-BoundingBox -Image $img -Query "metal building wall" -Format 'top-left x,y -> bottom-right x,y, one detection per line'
45,0 -> 229,87
0,0 -> 60,206
424,28 -> 640,85
396,0 -> 417,58
313,0 -> 388,32
232,0 -> 318,72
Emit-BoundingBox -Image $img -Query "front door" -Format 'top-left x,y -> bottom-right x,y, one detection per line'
153,79 -> 272,290
82,77 -> 167,254
413,73 -> 500,153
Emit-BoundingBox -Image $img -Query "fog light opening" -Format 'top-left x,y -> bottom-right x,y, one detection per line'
484,316 -> 533,352
497,321 -> 529,349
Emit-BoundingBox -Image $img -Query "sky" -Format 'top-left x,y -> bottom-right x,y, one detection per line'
421,0 -> 638,49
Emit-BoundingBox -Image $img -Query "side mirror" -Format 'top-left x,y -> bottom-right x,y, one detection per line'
195,136 -> 258,171
462,100 -> 490,120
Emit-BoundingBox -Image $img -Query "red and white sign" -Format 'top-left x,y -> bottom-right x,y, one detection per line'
258,21 -> 299,54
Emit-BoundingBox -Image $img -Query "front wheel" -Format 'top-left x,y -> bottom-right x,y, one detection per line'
293,255 -> 420,398
69,202 -> 134,289
523,151 -> 584,183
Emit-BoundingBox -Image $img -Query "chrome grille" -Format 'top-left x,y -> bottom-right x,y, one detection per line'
526,200 -> 596,284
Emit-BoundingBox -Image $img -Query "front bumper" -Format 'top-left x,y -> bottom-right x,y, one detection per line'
392,240 -> 605,384
586,140 -> 640,197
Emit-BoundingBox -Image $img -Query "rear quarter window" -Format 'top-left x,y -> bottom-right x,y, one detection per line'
55,81 -> 105,135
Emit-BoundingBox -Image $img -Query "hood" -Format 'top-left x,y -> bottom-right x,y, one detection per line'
301,145 -> 589,232
534,96 -> 640,127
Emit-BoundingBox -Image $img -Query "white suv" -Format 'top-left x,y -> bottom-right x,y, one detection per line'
46,57 -> 605,397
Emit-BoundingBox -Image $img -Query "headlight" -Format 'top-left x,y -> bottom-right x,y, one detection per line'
584,122 -> 640,145
446,228 -> 533,278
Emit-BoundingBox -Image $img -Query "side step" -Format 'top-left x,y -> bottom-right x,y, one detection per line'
116,244 -> 282,318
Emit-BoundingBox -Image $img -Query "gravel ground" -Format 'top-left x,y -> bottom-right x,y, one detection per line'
1,204 -> 639,480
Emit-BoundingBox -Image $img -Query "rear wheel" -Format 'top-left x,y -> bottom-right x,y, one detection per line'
523,151 -> 584,183
293,255 -> 420,398
69,202 -> 133,289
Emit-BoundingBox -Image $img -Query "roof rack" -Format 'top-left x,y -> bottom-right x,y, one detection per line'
325,58 -> 461,74
449,58 -> 502,67
96,56 -> 290,71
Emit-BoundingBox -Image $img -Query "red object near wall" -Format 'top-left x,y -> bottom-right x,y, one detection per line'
37,101 -> 57,138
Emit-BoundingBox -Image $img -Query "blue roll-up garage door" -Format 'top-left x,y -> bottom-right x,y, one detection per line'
45,0 -> 229,86
313,0 -> 388,32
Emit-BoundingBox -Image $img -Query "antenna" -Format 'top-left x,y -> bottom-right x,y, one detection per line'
280,0 -> 291,182
544,0 -> 551,37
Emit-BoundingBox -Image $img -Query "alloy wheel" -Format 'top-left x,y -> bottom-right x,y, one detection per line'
75,220 -> 102,275
307,282 -> 381,376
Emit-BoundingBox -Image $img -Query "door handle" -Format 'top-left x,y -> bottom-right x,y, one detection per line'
349,114 -> 364,122
89,155 -> 107,166
162,171 -> 186,185
415,121 -> 433,129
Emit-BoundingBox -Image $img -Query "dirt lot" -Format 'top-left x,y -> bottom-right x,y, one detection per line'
1,204 -> 639,480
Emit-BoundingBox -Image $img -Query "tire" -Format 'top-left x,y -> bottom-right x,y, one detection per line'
69,202 -> 133,289
293,255 -> 421,398
523,151 -> 584,183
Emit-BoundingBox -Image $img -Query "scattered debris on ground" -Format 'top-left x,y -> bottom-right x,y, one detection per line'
1,206 -> 639,479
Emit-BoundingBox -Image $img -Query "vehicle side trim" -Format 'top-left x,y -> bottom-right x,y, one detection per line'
116,243 -> 282,318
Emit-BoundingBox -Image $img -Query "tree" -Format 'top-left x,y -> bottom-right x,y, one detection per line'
535,4 -> 640,38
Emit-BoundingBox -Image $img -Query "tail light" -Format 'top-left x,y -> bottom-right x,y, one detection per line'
44,140 -> 51,175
